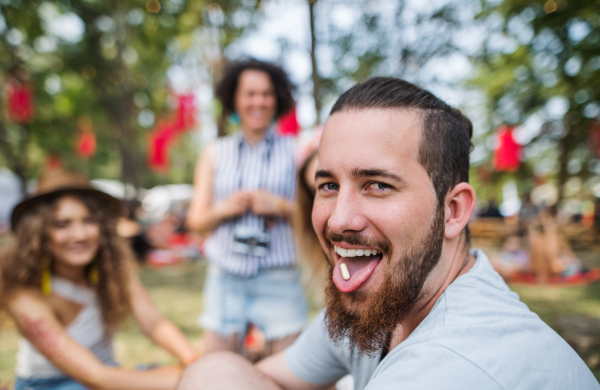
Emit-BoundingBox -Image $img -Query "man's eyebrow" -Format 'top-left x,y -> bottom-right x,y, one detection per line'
315,169 -> 335,180
351,168 -> 406,183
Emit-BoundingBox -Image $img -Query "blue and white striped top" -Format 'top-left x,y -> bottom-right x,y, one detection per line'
203,129 -> 298,277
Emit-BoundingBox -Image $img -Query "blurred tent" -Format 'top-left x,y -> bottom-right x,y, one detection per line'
141,184 -> 194,220
91,179 -> 140,201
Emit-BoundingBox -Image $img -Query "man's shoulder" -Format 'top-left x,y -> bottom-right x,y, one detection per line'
442,249 -> 535,322
368,342 -> 503,390
371,339 -> 599,390
372,250 -> 599,389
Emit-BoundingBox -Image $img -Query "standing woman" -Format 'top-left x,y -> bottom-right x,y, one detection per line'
1,167 -> 198,390
187,59 -> 307,356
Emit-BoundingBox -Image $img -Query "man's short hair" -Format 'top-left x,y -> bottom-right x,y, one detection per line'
330,77 -> 473,207
216,58 -> 295,119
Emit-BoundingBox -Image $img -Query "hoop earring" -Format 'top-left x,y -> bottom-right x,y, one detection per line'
89,266 -> 98,285
229,113 -> 240,125
41,265 -> 52,296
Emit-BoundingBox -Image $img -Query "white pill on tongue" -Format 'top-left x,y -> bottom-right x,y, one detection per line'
340,262 -> 350,280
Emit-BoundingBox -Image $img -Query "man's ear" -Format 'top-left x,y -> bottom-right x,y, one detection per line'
444,183 -> 476,240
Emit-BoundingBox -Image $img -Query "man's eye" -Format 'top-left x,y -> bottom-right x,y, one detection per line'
319,182 -> 339,191
368,182 -> 391,191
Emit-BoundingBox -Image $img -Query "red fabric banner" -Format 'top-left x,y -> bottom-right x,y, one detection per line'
277,106 -> 300,136
7,81 -> 34,123
148,94 -> 198,172
148,121 -> 177,171
493,125 -> 521,172
76,131 -> 96,159
173,94 -> 195,132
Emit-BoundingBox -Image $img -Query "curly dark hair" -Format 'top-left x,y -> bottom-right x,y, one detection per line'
0,192 -> 132,332
216,58 -> 295,119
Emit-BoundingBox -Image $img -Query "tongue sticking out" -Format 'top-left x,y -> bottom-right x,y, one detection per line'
333,254 -> 382,293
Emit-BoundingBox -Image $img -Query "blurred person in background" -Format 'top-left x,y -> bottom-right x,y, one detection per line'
491,205 -> 583,283
117,200 -> 151,263
528,206 -> 582,283
294,132 -> 327,304
1,167 -> 198,390
187,59 -> 307,358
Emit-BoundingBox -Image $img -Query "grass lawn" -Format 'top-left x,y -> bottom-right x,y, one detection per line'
2,251 -> 600,387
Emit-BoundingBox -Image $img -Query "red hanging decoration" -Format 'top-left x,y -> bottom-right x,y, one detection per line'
77,131 -> 97,159
147,93 -> 198,172
148,121 -> 177,171
277,105 -> 300,137
493,125 -> 521,172
7,80 -> 35,124
173,94 -> 196,132
75,116 -> 96,159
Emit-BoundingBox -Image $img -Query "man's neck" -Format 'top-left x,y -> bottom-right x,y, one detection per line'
388,245 -> 474,351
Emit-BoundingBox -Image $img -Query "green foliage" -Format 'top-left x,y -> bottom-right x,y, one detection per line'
0,0 -> 258,191
293,0 -> 470,122
472,0 -> 600,199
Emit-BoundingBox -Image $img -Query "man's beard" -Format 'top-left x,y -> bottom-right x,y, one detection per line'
323,203 -> 446,356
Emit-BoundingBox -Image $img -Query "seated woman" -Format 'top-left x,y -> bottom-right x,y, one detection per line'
490,234 -> 530,279
491,207 -> 582,283
528,207 -> 582,283
1,167 -> 198,390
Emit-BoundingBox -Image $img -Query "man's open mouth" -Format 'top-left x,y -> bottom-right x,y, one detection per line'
332,244 -> 383,293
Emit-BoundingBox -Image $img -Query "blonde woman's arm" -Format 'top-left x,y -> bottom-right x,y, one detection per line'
129,274 -> 198,365
8,289 -> 181,390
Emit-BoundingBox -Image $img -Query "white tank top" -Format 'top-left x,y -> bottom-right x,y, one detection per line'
15,276 -> 116,379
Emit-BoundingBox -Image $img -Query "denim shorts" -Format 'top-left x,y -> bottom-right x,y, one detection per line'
15,376 -> 87,390
198,265 -> 308,340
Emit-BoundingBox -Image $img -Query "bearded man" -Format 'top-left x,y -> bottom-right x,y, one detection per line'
178,78 -> 598,389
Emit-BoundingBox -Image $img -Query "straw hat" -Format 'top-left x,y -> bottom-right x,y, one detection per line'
10,166 -> 122,232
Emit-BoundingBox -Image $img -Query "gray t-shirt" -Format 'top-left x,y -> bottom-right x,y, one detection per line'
285,249 -> 599,389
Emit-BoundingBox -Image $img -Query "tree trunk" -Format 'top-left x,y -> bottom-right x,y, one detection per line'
118,135 -> 139,199
556,124 -> 572,203
309,0 -> 322,125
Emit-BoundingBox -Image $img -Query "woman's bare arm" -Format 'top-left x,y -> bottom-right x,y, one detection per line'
8,289 -> 181,390
187,144 -> 250,234
129,274 -> 197,365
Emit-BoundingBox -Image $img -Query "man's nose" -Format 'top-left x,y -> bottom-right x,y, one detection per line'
327,188 -> 367,234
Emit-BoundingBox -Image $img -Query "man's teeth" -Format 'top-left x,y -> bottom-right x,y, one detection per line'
334,245 -> 381,257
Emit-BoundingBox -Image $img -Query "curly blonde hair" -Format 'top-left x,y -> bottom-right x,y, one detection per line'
0,192 -> 132,331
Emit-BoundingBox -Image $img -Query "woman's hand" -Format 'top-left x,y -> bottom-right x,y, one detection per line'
214,191 -> 252,219
250,190 -> 292,217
